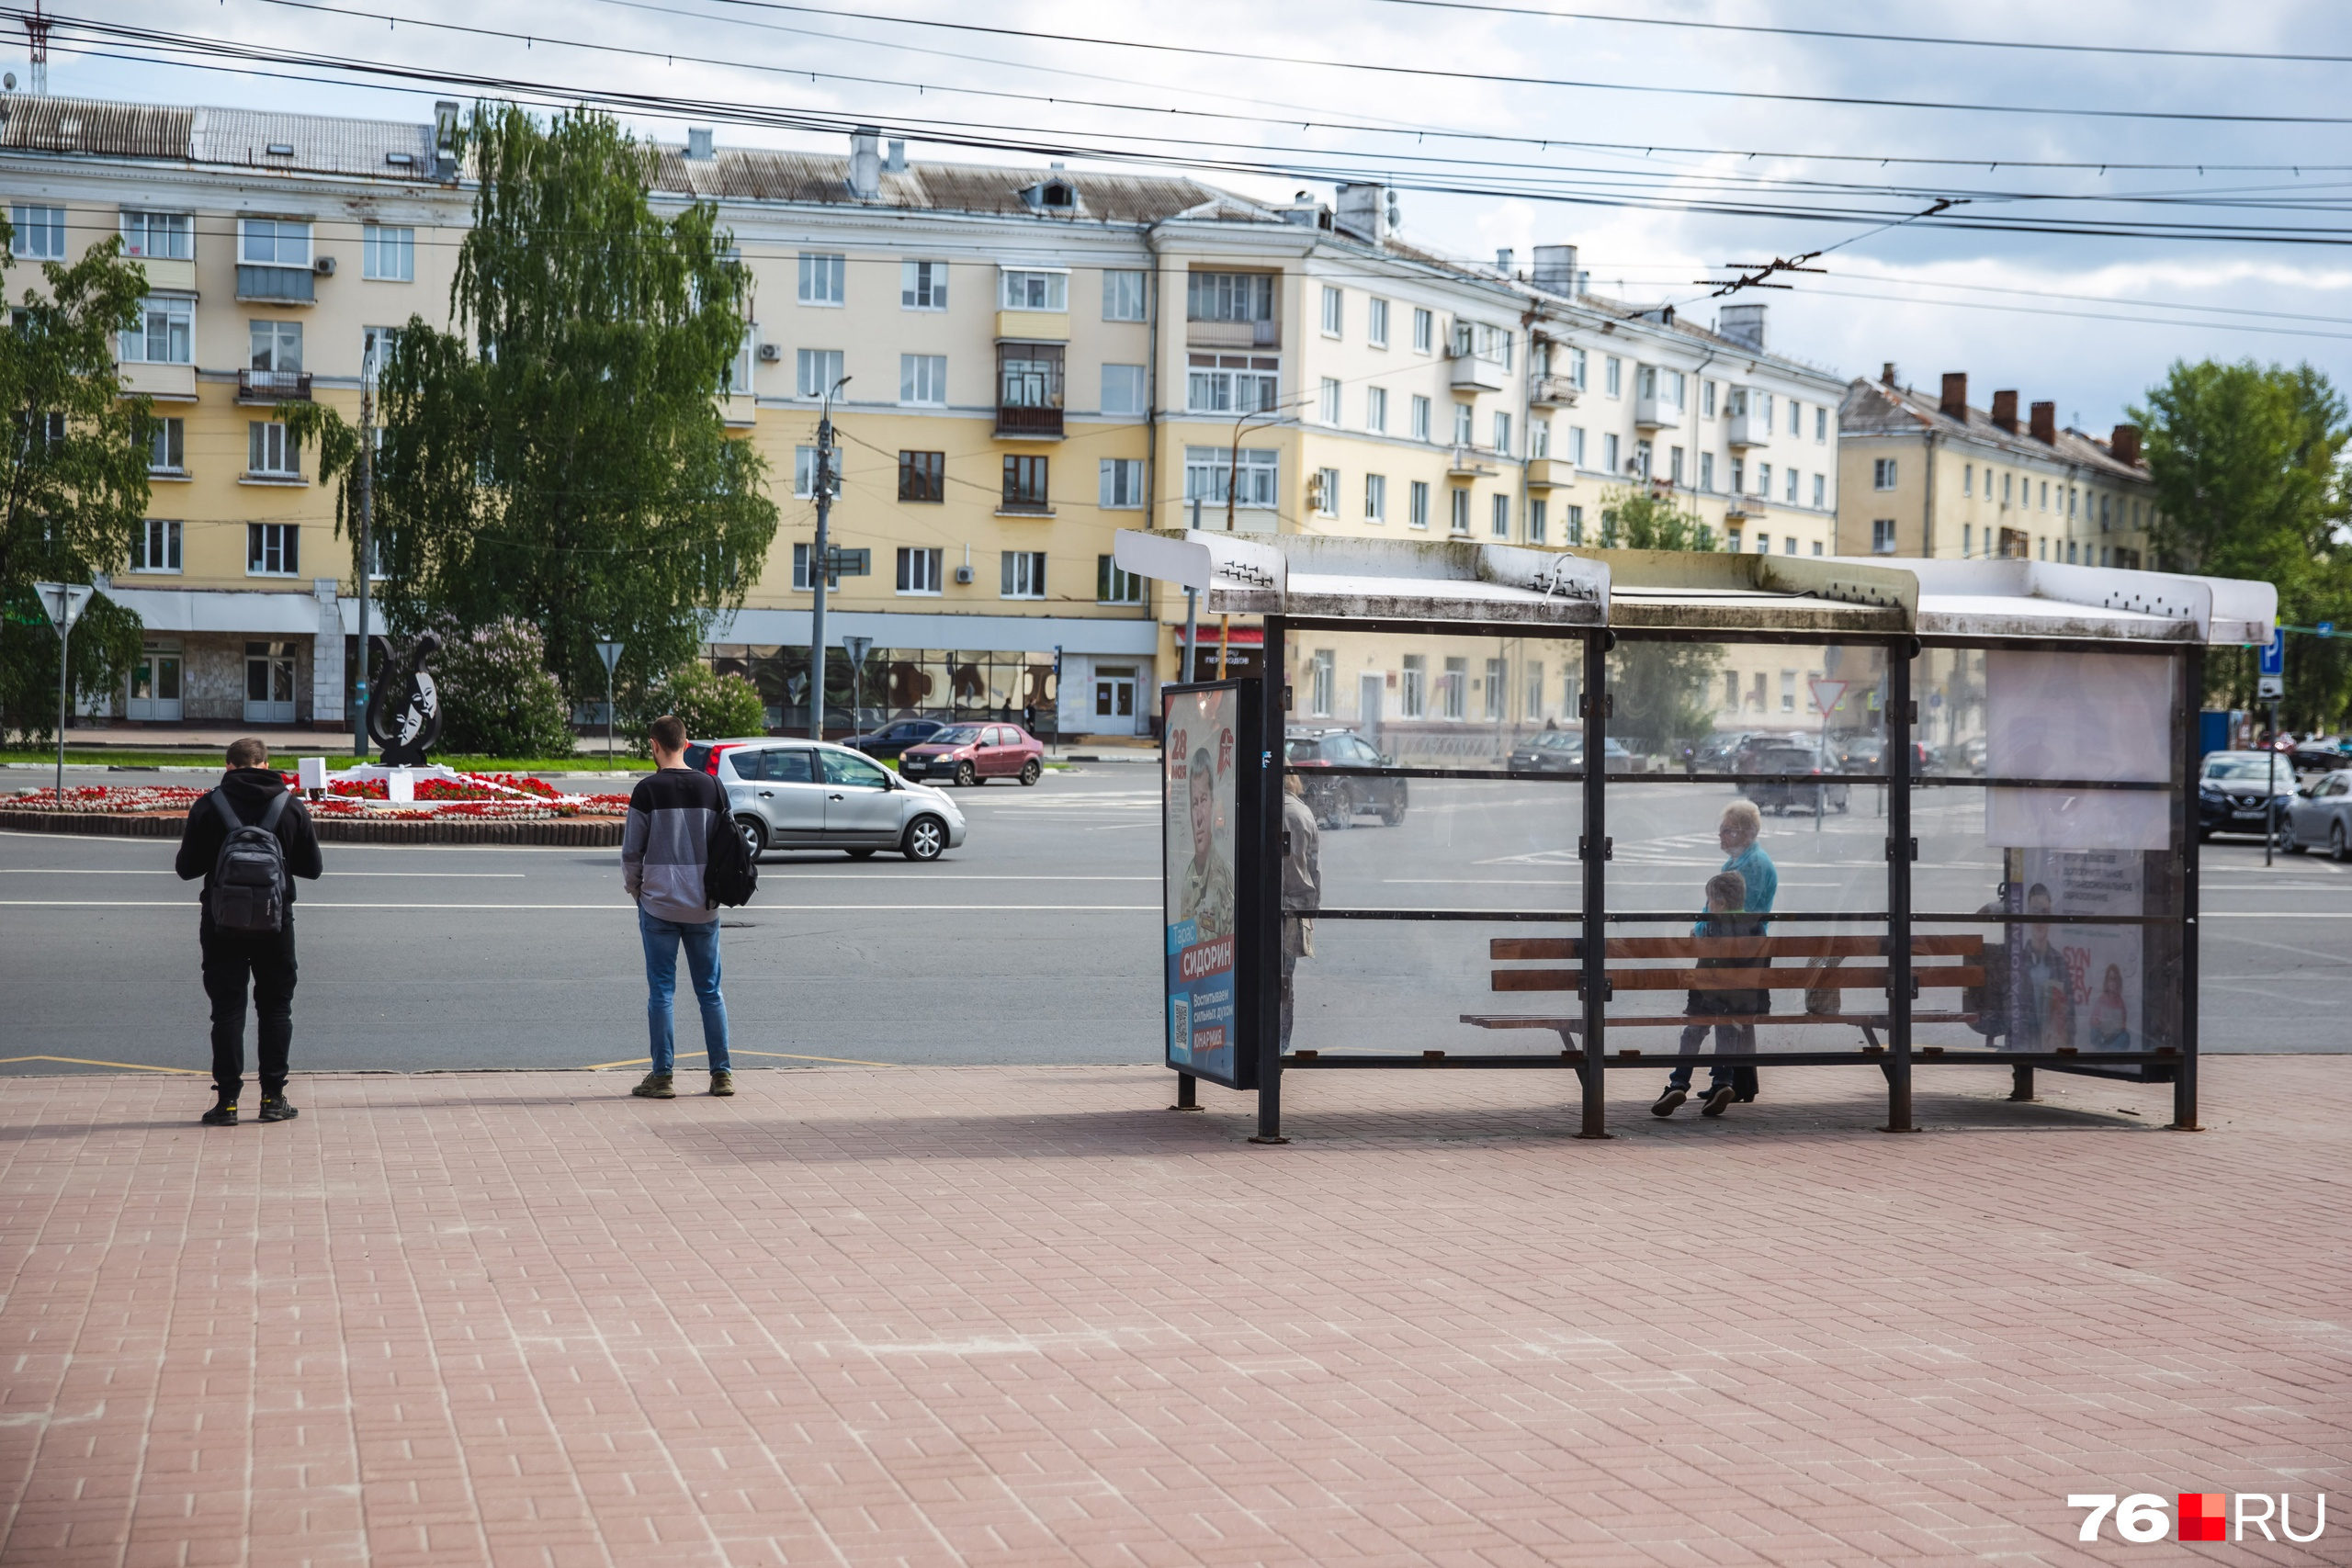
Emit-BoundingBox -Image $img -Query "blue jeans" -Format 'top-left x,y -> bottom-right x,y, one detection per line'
1667,1020 -> 1748,1092
639,908 -> 731,1075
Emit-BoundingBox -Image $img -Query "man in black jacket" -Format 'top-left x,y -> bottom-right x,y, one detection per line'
175,737 -> 324,1125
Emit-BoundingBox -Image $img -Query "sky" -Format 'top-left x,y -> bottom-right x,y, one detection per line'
34,0 -> 2352,434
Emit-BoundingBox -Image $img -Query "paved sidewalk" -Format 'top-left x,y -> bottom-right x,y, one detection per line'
2,1061 -> 2346,1567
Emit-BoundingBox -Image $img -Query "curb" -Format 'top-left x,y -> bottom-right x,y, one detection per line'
0,809 -> 626,847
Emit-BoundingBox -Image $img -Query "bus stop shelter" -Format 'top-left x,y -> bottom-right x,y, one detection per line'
1115,529 -> 2276,1142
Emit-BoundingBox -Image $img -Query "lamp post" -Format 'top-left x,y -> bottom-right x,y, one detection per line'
594,639 -> 624,764
33,581 -> 92,804
354,336 -> 376,761
809,375 -> 850,739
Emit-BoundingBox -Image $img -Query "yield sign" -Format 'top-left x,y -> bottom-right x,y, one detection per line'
1808,679 -> 1848,716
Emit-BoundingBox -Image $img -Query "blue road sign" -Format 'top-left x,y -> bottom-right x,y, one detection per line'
2260,628 -> 2286,677
2321,622 -> 2336,638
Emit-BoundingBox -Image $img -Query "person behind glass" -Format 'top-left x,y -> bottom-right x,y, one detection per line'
1654,870 -> 1761,1118
621,714 -> 734,1099
1279,772 -> 1320,1050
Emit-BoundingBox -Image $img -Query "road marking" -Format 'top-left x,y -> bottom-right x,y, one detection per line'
583,1049 -> 899,1070
0,1055 -> 204,1074
768,874 -> 1158,881
0,869 -> 526,878
0,899 -> 1157,911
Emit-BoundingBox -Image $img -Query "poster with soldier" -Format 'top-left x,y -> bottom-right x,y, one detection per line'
1165,687 -> 1240,1083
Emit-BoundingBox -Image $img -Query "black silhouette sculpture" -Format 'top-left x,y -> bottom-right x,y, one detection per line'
367,632 -> 444,765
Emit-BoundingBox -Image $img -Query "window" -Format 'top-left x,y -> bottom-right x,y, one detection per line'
1872,457 -> 1897,490
1812,540 -> 1823,556
1963,463 -> 1973,497
119,209 -> 191,262
1813,473 -> 1825,508
1187,271 -> 1274,322
2041,479 -> 2050,510
1099,555 -> 1146,604
899,354 -> 947,406
1101,363 -> 1147,416
247,522 -> 300,574
120,296 -> 192,364
1451,320 -> 1513,367
1527,497 -> 1547,544
901,259 -> 948,310
1449,488 -> 1470,535
1567,346 -> 1589,390
1363,472 -> 1386,523
1531,420 -> 1550,458
362,323 -> 401,385
1730,456 -> 1745,493
1871,518 -> 1897,554
1102,269 -> 1146,321
797,253 -> 845,305
148,417 -> 185,473
1784,466 -> 1799,503
1668,446 -> 1684,486
1603,433 -> 1620,474
1001,550 -> 1046,599
249,320 -> 302,373
1493,411 -> 1512,454
1318,377 -> 1342,424
896,547 -> 944,594
1366,386 -> 1388,434
1755,534 -> 1770,554
1964,523 -> 1974,557
1408,479 -> 1430,528
1566,503 -> 1585,544
2068,486 -> 2078,518
1310,466 -> 1340,516
1481,658 -> 1507,721
130,518 -> 181,572
1001,268 -> 1069,311
1412,306 -> 1433,353
2067,540 -> 2079,564
1757,391 -> 1774,427
1703,379 -> 1717,418
1788,399 -> 1802,434
1781,671 -> 1797,712
1815,406 -> 1827,442
1570,426 -> 1587,466
1000,344 -> 1065,417
238,219 -> 310,267
1185,353 -> 1278,413
1410,394 -> 1431,442
1442,657 -> 1468,720
1401,654 -> 1426,717
1783,536 -> 1798,556
1182,445 -> 1277,510
1367,297 -> 1389,347
1310,649 -> 1336,716
1699,451 -> 1715,492
794,347 -> 844,400
1453,402 -> 1474,446
361,224 -> 413,281
2003,472 -> 2014,505
10,204 -> 64,259
1491,492 -> 1510,539
899,449 -> 944,502
247,421 -> 298,477
1634,438 -> 1651,479
1100,457 -> 1144,508
1757,461 -> 1771,496
1312,284 -> 1342,338
1002,455 -> 1051,512
1604,356 -> 1622,397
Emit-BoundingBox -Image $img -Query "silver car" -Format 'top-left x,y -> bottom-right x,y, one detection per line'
713,739 -> 967,863
2288,768 -> 2352,862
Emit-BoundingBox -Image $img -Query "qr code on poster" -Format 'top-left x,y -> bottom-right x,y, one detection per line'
1170,994 -> 1190,1058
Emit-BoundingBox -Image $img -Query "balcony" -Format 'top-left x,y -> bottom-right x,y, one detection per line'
1726,409 -> 1770,448
1634,390 -> 1683,431
1446,445 -> 1498,478
1187,318 -> 1279,350
1523,457 -> 1569,489
1725,493 -> 1765,521
996,404 -> 1065,440
236,265 -> 315,304
119,361 -> 197,400
995,310 -> 1069,342
1447,347 -> 1508,393
132,256 -> 197,292
238,369 -> 313,403
1528,375 -> 1579,408
716,391 -> 757,429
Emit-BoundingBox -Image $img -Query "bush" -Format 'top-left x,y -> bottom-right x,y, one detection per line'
431,617 -> 577,759
621,661 -> 767,756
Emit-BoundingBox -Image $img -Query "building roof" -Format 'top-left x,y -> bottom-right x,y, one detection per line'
0,94 -> 441,182
1840,377 -> 2148,482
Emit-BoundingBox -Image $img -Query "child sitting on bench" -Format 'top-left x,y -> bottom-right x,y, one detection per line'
1654,869 -> 1765,1119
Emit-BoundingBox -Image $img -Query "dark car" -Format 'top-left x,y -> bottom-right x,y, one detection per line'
1506,730 -> 1635,774
849,717 -> 949,760
1284,728 -> 1408,828
899,723 -> 1046,786
2199,750 -> 2297,841
1736,739 -> 1851,814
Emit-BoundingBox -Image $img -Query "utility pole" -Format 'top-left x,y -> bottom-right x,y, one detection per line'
809,376 -> 849,739
26,0 -> 48,96
354,337 -> 376,761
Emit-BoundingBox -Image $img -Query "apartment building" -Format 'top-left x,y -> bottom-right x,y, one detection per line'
1837,367 -> 2155,567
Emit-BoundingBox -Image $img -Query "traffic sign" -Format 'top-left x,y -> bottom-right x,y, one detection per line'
2321,622 -> 2336,638
2259,627 -> 2285,677
593,639 -> 624,673
2258,675 -> 2284,700
841,635 -> 873,667
1807,679 -> 1848,716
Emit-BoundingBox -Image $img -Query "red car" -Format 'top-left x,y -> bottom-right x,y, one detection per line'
899,723 -> 1046,786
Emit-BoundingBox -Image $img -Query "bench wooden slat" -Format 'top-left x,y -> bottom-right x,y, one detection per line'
1488,934 -> 1984,961
1494,964 -> 1984,993
1463,1010 -> 1984,1029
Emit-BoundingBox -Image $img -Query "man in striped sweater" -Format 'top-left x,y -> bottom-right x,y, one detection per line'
620,714 -> 735,1098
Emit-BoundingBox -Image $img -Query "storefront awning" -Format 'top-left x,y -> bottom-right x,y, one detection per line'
102,586 -> 327,636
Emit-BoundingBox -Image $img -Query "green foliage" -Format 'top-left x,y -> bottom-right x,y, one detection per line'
430,616 -> 577,759
621,661 -> 768,756
0,228 -> 156,742
1597,487 -> 1720,552
301,103 -> 778,709
2132,360 -> 2352,724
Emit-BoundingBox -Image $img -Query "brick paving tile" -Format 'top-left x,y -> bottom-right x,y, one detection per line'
2,1061 -> 2348,1566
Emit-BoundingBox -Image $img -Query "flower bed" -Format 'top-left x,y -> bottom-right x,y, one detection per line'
9,773 -> 629,821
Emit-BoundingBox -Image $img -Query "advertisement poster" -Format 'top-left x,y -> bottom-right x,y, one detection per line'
2007,850 -> 2144,1052
1165,688 -> 1240,1084
1984,649 -> 2172,852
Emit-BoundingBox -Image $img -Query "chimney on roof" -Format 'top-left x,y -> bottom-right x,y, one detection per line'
434,99 -> 460,181
2030,400 -> 2057,445
2110,423 -> 2143,465
1495,248 -> 1515,274
1334,182 -> 1392,246
848,126 -> 882,200
885,138 -> 907,174
1939,372 -> 1967,421
1718,303 -> 1766,352
1532,244 -> 1578,297
1881,361 -> 1897,387
1990,389 -> 2019,433
685,127 -> 714,162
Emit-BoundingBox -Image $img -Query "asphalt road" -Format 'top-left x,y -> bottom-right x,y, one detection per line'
4,764 -> 2346,1077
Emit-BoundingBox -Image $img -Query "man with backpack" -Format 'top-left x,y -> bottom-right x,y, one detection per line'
620,714 -> 743,1099
175,736 -> 323,1126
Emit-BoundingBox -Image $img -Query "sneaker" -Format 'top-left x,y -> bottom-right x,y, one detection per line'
1701,1085 -> 1736,1117
708,1070 -> 735,1098
201,1097 -> 238,1126
257,1094 -> 300,1123
1650,1087 -> 1688,1118
631,1072 -> 675,1099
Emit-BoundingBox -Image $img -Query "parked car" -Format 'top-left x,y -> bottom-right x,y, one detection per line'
694,739 -> 967,862
1736,739 -> 1851,814
1506,730 -> 1636,774
2198,750 -> 2298,841
2287,768 -> 2352,860
899,723 -> 1046,786
2287,739 -> 2351,775
1284,728 -> 1408,828
848,717 -> 949,760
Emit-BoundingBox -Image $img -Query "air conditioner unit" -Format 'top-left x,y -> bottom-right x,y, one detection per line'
757,343 -> 781,363
312,255 -> 336,276
953,565 -> 976,585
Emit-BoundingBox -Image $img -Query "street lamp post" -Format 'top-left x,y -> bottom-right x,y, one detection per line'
809,376 -> 850,740
355,337 -> 376,761
33,581 -> 92,803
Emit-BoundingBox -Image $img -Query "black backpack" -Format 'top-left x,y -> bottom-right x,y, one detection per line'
704,785 -> 758,908
209,789 -> 293,932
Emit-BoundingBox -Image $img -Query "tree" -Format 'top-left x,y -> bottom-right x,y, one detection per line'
0,227 -> 154,743
1597,486 -> 1721,552
297,103 -> 777,711
620,660 -> 766,757
2132,360 -> 2352,724
1593,486 -> 1722,753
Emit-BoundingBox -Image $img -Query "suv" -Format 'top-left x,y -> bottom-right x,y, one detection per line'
691,738 -> 967,862
849,717 -> 949,760
1506,730 -> 1635,774
1284,728 -> 1408,828
899,723 -> 1046,786
1736,739 -> 1851,814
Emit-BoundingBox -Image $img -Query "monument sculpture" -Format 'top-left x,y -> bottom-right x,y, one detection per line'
366,632 -> 444,766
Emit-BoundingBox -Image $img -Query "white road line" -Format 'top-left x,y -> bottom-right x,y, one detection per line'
0,868 -> 527,878
0,899 -> 1158,911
